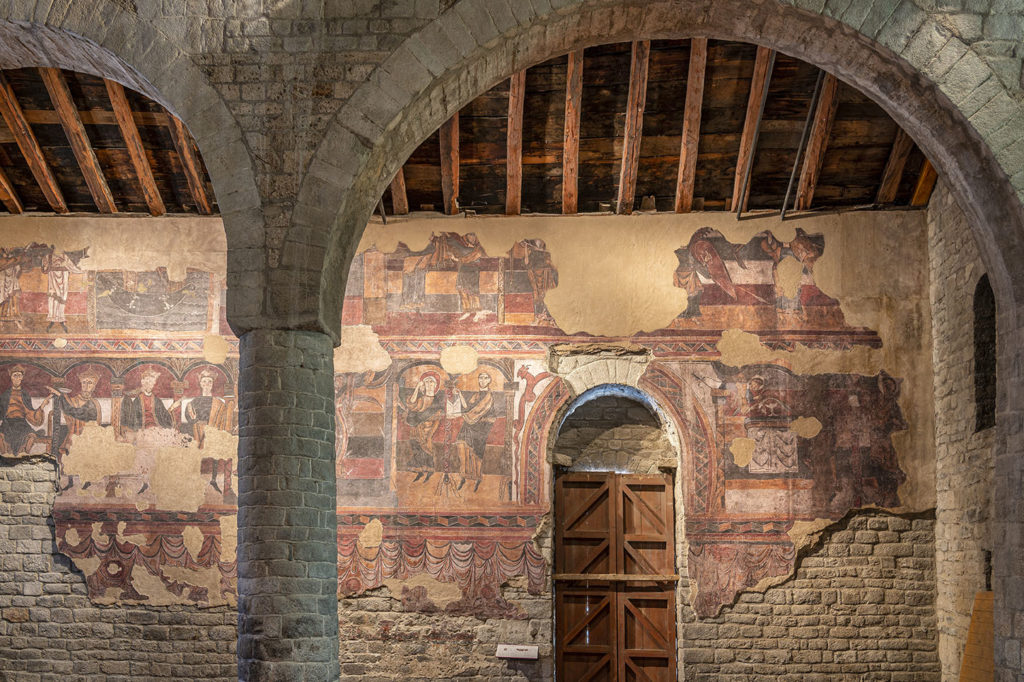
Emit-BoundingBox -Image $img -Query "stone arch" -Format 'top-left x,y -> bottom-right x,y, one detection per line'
552,378 -> 679,475
305,0 -> 1024,341
303,1 -> 1024,674
0,11 -> 264,332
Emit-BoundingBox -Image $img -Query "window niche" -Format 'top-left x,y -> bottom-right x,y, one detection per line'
973,274 -> 996,432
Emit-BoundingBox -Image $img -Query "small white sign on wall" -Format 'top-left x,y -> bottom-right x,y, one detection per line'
496,644 -> 539,660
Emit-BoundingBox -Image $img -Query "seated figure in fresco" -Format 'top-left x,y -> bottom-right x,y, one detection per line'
0,365 -> 54,456
120,369 -> 173,433
178,369 -> 231,448
50,368 -> 103,491
52,368 -> 102,455
179,368 -> 235,500
406,371 -> 445,483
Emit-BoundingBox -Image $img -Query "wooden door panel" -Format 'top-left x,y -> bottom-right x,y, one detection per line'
557,586 -> 617,682
556,472 -> 676,681
557,474 -> 616,575
619,477 -> 674,577
619,587 -> 676,682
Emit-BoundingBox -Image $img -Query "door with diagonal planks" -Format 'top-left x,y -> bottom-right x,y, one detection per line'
555,472 -> 677,681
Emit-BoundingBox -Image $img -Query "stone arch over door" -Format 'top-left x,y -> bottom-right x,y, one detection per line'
0,11 -> 264,332
302,1 -> 1024,675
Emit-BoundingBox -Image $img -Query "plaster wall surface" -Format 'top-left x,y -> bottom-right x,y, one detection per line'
928,182 -> 997,681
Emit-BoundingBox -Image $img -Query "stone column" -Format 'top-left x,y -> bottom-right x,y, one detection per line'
236,329 -> 338,681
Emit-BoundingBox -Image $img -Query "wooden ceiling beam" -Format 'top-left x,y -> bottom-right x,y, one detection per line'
731,46 -> 774,213
875,128 -> 914,204
0,72 -> 68,214
794,72 -> 839,211
105,79 -> 166,216
0,166 -> 23,214
439,113 -> 460,215
911,158 -> 938,207
505,70 -> 526,216
562,49 -> 584,215
390,167 -> 409,215
168,115 -> 213,215
616,40 -> 650,215
39,67 -> 117,214
674,37 -> 707,214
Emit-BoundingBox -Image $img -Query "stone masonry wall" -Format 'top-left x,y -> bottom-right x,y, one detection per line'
927,182 -> 996,681
0,460 -> 236,681
553,395 -> 674,474
682,512 -> 940,681
0,457 -> 940,680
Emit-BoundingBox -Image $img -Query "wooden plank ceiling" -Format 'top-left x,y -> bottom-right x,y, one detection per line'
0,67 -> 216,215
385,39 -> 933,217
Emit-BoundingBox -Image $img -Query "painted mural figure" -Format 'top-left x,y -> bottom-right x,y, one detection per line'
42,247 -> 87,332
458,372 -> 496,492
179,369 -> 231,448
523,239 -> 557,324
0,365 -> 53,456
51,368 -> 103,490
406,371 -> 445,482
0,248 -> 24,326
120,369 -> 174,433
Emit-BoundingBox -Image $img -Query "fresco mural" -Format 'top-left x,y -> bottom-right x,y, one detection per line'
0,221 -> 919,619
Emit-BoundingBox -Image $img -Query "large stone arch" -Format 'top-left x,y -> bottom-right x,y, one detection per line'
301,0 -> 1024,677
302,0 -> 1024,340
0,9 -> 264,330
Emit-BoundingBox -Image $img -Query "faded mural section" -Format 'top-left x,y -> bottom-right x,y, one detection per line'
0,210 -> 933,621
0,218 -> 238,608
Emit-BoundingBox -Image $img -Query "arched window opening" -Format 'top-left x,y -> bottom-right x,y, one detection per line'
974,274 -> 996,432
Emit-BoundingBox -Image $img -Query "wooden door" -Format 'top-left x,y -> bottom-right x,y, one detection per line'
555,473 -> 677,681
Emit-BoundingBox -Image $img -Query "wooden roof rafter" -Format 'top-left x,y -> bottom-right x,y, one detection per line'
0,71 -> 68,214
39,67 -> 117,214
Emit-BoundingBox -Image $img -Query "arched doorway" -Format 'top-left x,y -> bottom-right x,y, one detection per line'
551,385 -> 679,681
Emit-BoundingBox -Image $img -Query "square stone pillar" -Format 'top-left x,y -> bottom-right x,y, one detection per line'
236,329 -> 338,681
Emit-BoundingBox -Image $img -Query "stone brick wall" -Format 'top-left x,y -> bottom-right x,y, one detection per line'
927,182 -> 996,681
0,461 -> 236,681
553,395 -> 674,473
338,579 -> 552,682
682,512 -> 940,681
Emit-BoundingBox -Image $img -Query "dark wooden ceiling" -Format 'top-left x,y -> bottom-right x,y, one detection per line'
384,39 -> 936,218
0,67 -> 216,215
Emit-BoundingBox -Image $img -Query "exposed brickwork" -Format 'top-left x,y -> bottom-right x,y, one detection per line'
928,182 -> 996,681
682,512 -> 940,681
0,461 -> 236,681
554,395 -> 673,473
338,578 -> 552,681
237,329 -> 338,681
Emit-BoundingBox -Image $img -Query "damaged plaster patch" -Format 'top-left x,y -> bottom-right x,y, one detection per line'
64,527 -> 80,546
218,514 -> 237,563
383,573 -> 464,609
789,416 -> 823,438
716,329 -> 883,375
202,334 -> 230,364
775,256 -> 804,299
181,526 -> 205,559
730,437 -> 756,467
357,519 -> 383,549
439,345 -> 479,375
334,324 -> 392,373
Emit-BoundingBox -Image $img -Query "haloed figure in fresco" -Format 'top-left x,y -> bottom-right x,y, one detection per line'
0,365 -> 54,456
406,371 -> 444,483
